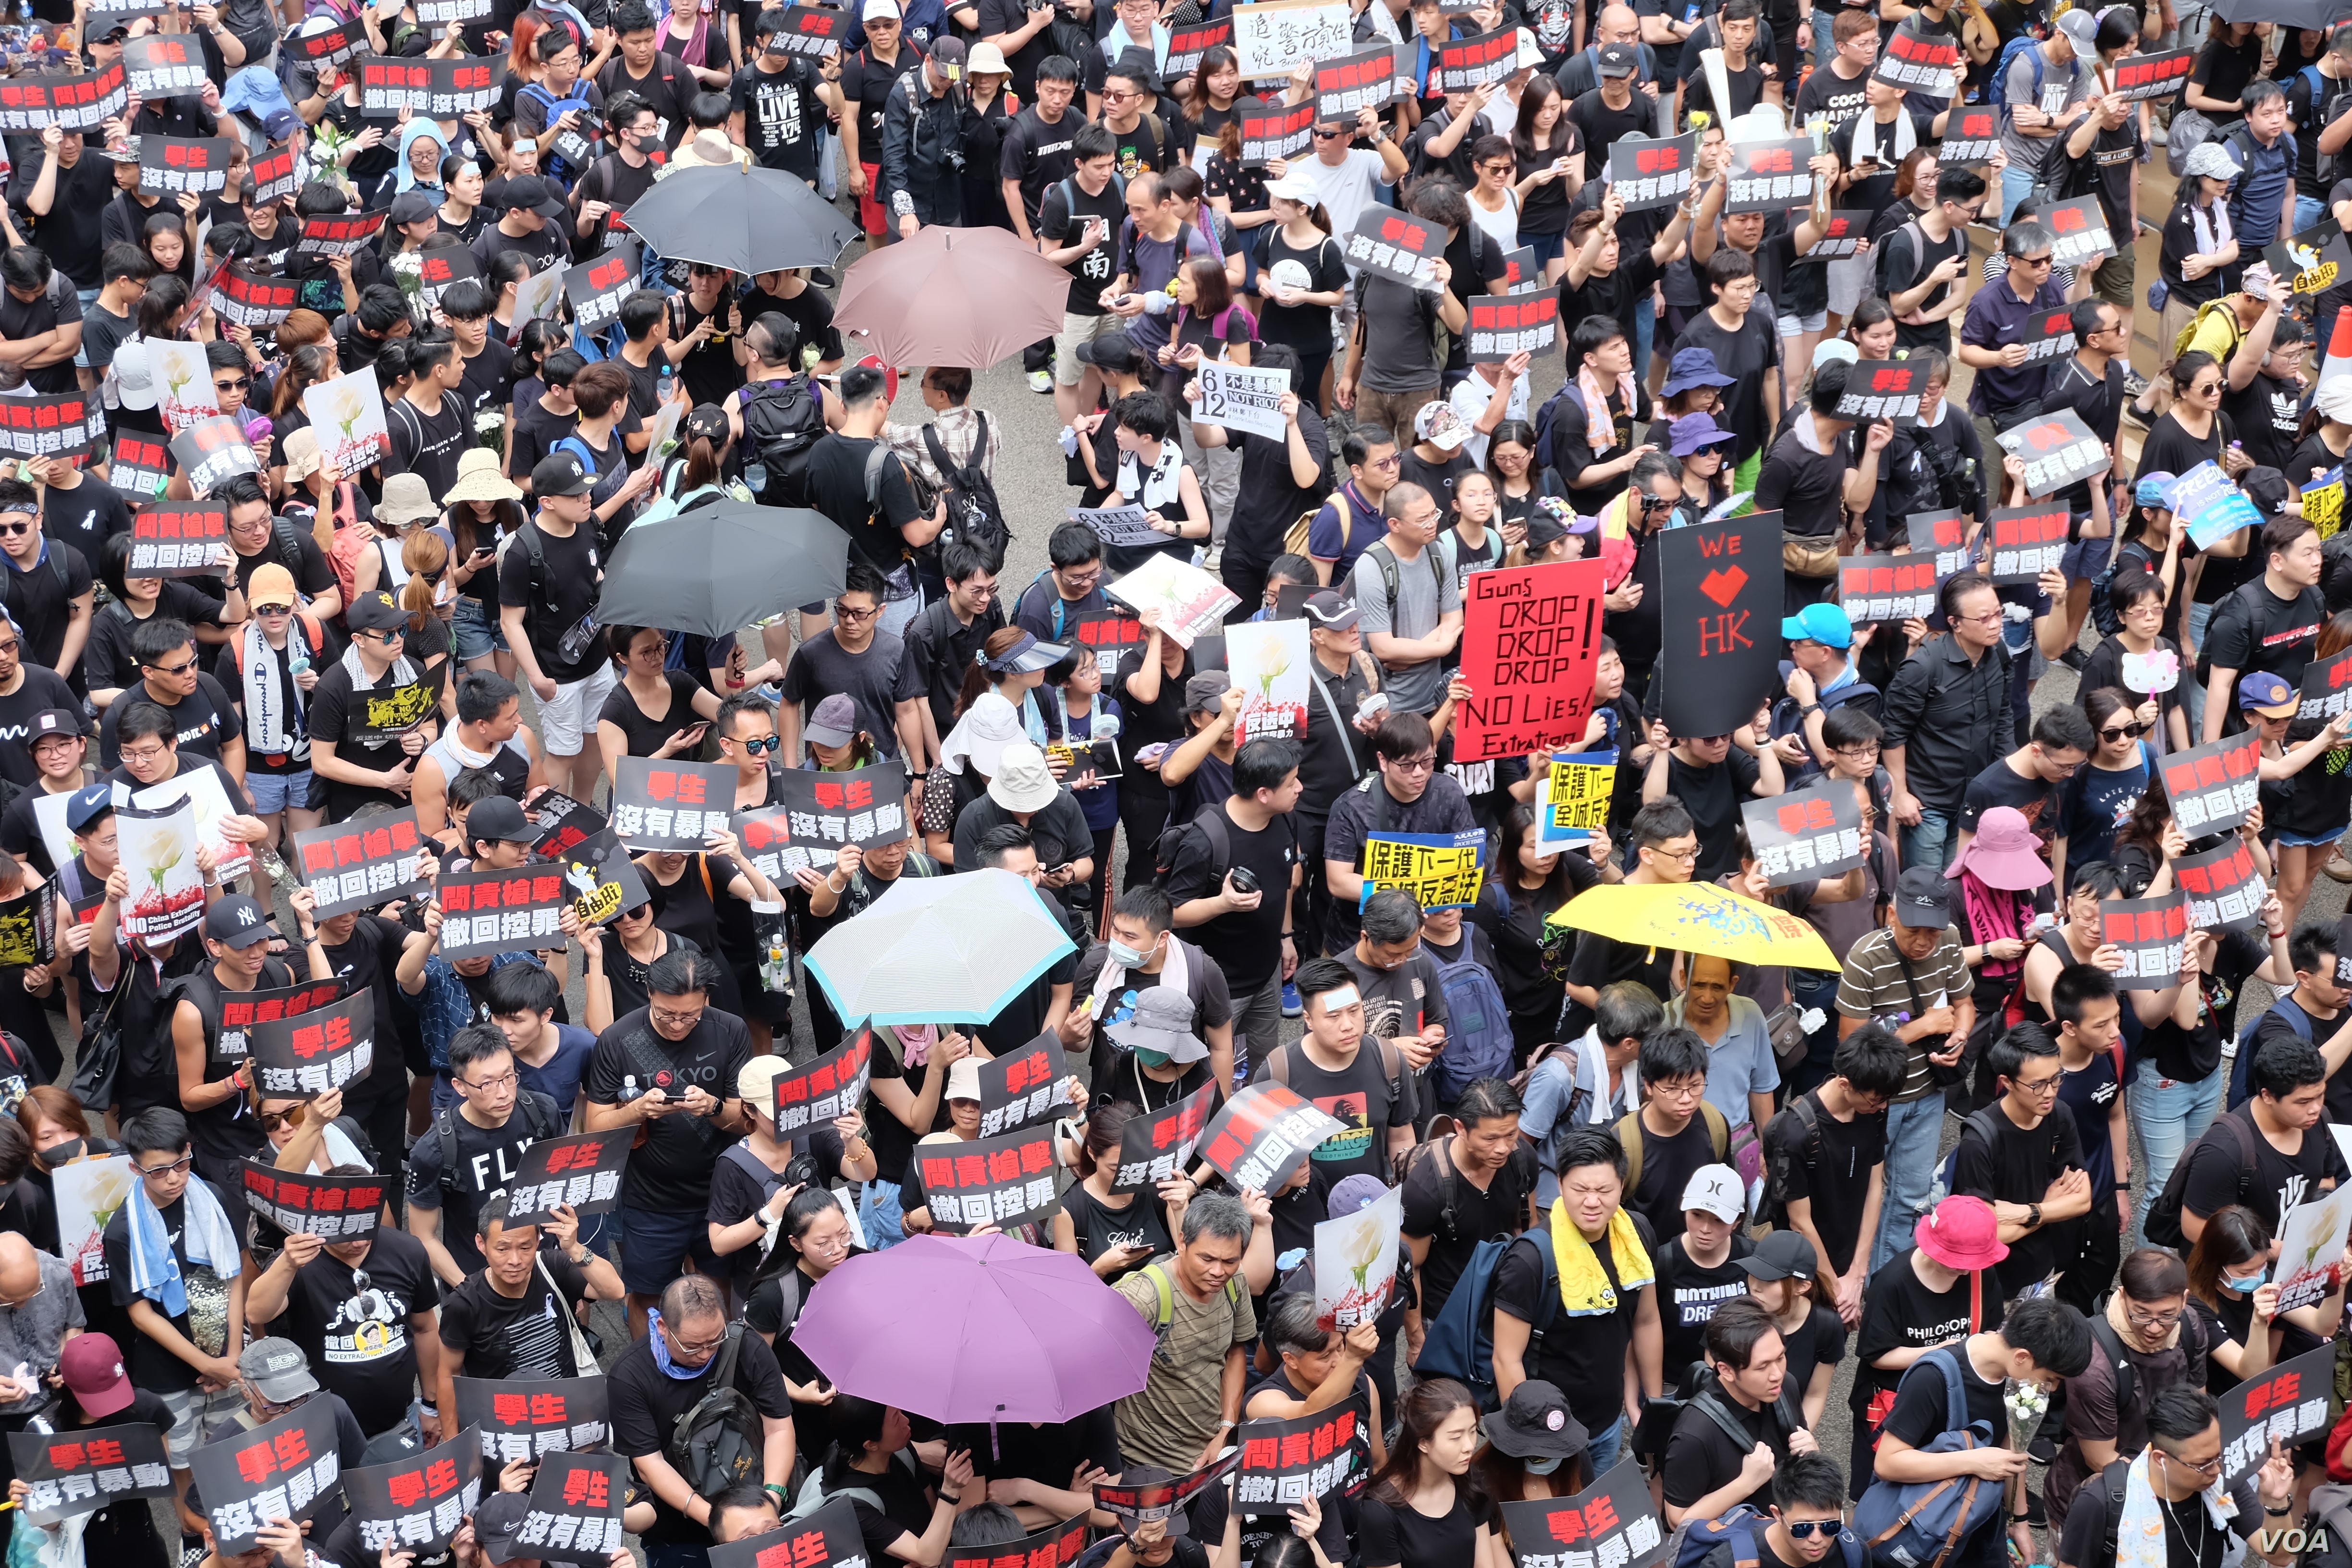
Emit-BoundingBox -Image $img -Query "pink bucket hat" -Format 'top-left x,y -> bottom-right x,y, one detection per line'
1945,806 -> 2053,891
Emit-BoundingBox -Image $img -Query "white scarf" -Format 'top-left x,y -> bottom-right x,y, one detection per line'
2190,198 -> 2233,262
1089,931 -> 1192,1020
1118,441 -> 1185,512
2116,1447 -> 2245,1568
1849,107 -> 1917,170
337,639 -> 420,748
238,618 -> 313,758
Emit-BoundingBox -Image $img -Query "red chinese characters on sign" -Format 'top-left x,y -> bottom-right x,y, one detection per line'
438,874 -> 565,912
1379,213 -> 1433,254
560,1469 -> 609,1509
1635,144 -> 1681,172
218,981 -> 337,1030
751,1531 -> 833,1568
233,1429 -> 310,1486
1994,507 -> 2068,543
1544,1493 -> 1623,1543
44,1440 -> 127,1471
641,769 -> 707,805
490,1393 -> 569,1426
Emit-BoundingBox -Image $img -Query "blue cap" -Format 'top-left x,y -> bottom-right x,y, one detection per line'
2135,471 -> 2177,507
219,66 -> 295,125
1660,347 -> 1737,397
1781,602 -> 1854,649
65,784 -> 113,833
1328,1174 -> 1389,1219
2239,671 -> 2298,716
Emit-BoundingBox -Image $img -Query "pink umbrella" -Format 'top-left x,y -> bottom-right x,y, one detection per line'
791,1232 -> 1157,1423
833,227 -> 1074,370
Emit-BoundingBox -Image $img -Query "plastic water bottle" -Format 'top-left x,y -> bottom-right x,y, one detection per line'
658,366 -> 675,408
617,1074 -> 641,1105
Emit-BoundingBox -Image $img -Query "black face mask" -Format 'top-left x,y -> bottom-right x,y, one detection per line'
39,1139 -> 81,1166
635,134 -> 663,154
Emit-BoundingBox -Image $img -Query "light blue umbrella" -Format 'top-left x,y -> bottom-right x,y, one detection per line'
802,867 -> 1077,1026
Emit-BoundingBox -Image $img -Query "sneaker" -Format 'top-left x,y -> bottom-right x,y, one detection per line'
2326,847 -> 2352,883
2123,369 -> 2151,400
810,268 -> 837,287
1281,981 -> 1301,1017
1027,368 -> 1053,394
2121,400 -> 2154,431
2058,647 -> 2090,673
182,1537 -> 208,1568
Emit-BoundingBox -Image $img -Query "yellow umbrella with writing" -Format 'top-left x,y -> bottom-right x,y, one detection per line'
1545,881 -> 1841,970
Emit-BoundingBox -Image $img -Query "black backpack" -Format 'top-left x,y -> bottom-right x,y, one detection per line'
667,1323 -> 766,1494
432,1089 -> 564,1201
922,416 -> 1012,564
739,377 -> 826,507
2143,1108 -> 2261,1250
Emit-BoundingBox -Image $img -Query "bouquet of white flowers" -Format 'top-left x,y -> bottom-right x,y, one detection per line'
2004,1379 -> 2050,1453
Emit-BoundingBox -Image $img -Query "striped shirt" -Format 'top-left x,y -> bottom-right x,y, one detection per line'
1835,926 -> 1971,1102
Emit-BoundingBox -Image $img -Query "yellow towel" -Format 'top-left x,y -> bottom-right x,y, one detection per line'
1549,1198 -> 1654,1317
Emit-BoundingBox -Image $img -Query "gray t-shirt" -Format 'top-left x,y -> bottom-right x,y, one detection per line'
2000,46 -> 2091,171
0,1250 -> 84,1413
1347,538 -> 1461,715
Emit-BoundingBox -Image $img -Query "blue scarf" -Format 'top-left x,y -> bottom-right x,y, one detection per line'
645,1309 -> 716,1381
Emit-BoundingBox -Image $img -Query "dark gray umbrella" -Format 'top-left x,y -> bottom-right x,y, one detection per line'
595,502 -> 849,637
618,163 -> 859,274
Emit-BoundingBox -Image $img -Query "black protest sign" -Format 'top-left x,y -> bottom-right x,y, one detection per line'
213,979 -> 342,1066
284,16 -> 366,65
0,62 -> 130,133
416,0 -> 494,25
1454,560 -> 1605,762
1092,1452 -> 1243,1523
1436,27 -> 1514,89
170,416 -> 261,498
2158,730 -> 2262,838
610,757 -> 736,851
241,1162 -> 389,1241
1465,293 -> 1559,362
1809,210 -> 1872,260
2043,195 -> 2115,270
186,1399 -> 343,1553
8,1425 -> 172,1527
559,843 -> 649,930
123,35 -> 207,96
2303,645 -> 2352,724
295,210 -> 389,258
1072,504 -> 1164,550
1315,46 -> 1398,120
137,135 -> 235,195
2098,895 -> 2189,990
1339,203 -> 1443,288
132,502 -> 233,571
563,244 -> 640,337
975,1032 -> 1069,1138
1985,503 -> 2070,583
708,1500 -> 867,1568
1741,780 -> 1867,887
529,792 -> 606,858
1838,552 -> 1942,625
1237,97 -> 1316,165
1909,507 -> 1973,576
501,1128 -> 633,1225
1998,408 -> 2111,499
1502,1458 -> 1671,1568
418,248 -> 484,316
0,887 -> 53,968
110,431 -> 173,502
1724,139 -> 1813,213
1499,245 -> 1540,292
1939,102 -> 2004,162
2175,836 -> 2269,934
2009,303 -> 2078,367
1164,15 -> 1233,76
250,143 -> 301,204
453,1377 -> 611,1463
1836,359 -> 1930,426
1070,609 -> 1148,678
2219,1343 -> 2336,1488
1234,1405 -> 1364,1514
772,1027 -> 875,1139
292,812 -> 430,919
769,760 -> 915,854
214,265 -> 301,329
345,1432 -> 484,1560
1112,1081 -> 1219,1195
767,4 -> 849,55
2112,47 -> 2193,99
1657,510 -> 1782,740
1198,1083 -> 1349,1193
1607,134 -> 1696,213
941,1512 -> 1089,1568
432,866 -> 569,961
250,989 -> 376,1101
0,391 -> 105,460
1870,14 -> 1961,95
346,663 -> 448,742
506,1451 -> 628,1565
912,1123 -> 1063,1233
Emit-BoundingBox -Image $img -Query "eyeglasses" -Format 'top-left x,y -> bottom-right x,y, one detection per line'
651,1004 -> 707,1027
2099,721 -> 2153,742
119,743 -> 169,765
1957,610 -> 2006,626
2124,1303 -> 2182,1330
666,1322 -> 726,1357
460,1069 -> 518,1093
834,602 -> 880,622
2012,1071 -> 2063,1096
1312,127 -> 1346,138
1102,88 -> 1135,101
255,601 -> 294,616
732,733 -> 781,754
362,629 -> 404,644
2192,380 -> 2224,396
137,1155 -> 195,1178
2158,1449 -> 2225,1477
2015,253 -> 2054,269
257,1105 -> 307,1132
0,1275 -> 45,1311
142,656 -> 198,676
1651,845 -> 1702,862
1388,753 -> 1438,773
0,642 -> 21,659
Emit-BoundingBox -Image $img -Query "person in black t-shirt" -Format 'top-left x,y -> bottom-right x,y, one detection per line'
431,1195 -> 622,1428
2202,513 -> 2328,740
502,452 -> 634,808
1953,706 -> 2095,853
1618,1029 -> 1726,1244
1949,1023 -> 2092,1296
2183,1031 -> 2351,1240
1661,1296 -> 1813,1527
803,363 -> 946,582
1160,735 -> 1303,1072
730,12 -> 840,181
1763,1024 -> 1903,1304
1399,1081 -> 1537,1323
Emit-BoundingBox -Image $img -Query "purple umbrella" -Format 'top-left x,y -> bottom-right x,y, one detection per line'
792,1233 -> 1157,1424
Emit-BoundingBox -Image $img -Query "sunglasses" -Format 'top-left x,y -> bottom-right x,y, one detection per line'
2099,721 -> 2152,741
257,1105 -> 306,1133
734,733 -> 781,754
1783,1523 -> 1838,1540
0,522 -> 31,537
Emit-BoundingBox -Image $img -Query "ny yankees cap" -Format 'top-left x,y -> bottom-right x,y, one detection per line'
203,895 -> 273,949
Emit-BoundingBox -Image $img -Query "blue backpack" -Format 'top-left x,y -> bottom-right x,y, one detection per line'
1671,1505 -> 1867,1568
1986,35 -> 2044,107
1851,1349 -> 2006,1568
1430,939 -> 1514,1105
2229,994 -> 2313,1108
1412,1226 -> 1560,1410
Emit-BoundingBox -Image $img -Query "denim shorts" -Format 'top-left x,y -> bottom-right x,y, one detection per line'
244,768 -> 315,814
451,597 -> 507,661
2059,532 -> 2108,582
2276,828 -> 2346,848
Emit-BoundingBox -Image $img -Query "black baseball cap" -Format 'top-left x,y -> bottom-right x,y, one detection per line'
500,173 -> 570,224
28,709 -> 82,741
533,451 -> 594,498
203,895 -> 273,948
466,796 -> 537,845
1892,867 -> 1952,930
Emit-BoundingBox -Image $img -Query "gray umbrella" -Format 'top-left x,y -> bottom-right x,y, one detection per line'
618,163 -> 859,274
594,502 -> 849,638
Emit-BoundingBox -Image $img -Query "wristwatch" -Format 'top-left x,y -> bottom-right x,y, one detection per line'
1799,702 -> 1822,717
2025,1202 -> 2043,1231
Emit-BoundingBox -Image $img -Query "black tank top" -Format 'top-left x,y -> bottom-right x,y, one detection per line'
174,958 -> 296,1164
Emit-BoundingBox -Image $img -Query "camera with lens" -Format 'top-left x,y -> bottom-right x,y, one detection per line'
1227,865 -> 1262,896
781,1151 -> 820,1189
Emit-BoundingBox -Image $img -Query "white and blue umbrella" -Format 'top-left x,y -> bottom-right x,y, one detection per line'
803,867 -> 1078,1026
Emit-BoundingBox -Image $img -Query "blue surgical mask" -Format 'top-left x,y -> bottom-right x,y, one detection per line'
2224,1267 -> 2270,1294
1523,1456 -> 1564,1475
1109,938 -> 1152,967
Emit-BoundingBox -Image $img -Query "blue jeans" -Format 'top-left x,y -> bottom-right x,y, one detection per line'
1900,808 -> 1955,876
2128,1066 -> 2222,1251
2185,599 -> 2214,741
1872,1092 -> 1948,1272
1636,295 -> 1655,376
1587,1414 -> 1625,1477
859,1178 -> 907,1250
2000,164 -> 2038,226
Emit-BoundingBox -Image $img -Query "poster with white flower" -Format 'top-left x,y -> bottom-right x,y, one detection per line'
133,766 -> 253,886
302,368 -> 392,478
52,1154 -> 133,1286
2275,1191 -> 2352,1313
115,799 -> 206,943
148,339 -> 219,436
1228,620 -> 1309,745
1313,1184 -> 1401,1331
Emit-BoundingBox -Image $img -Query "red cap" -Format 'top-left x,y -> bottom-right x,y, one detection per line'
59,1334 -> 133,1418
1914,1194 -> 2009,1272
